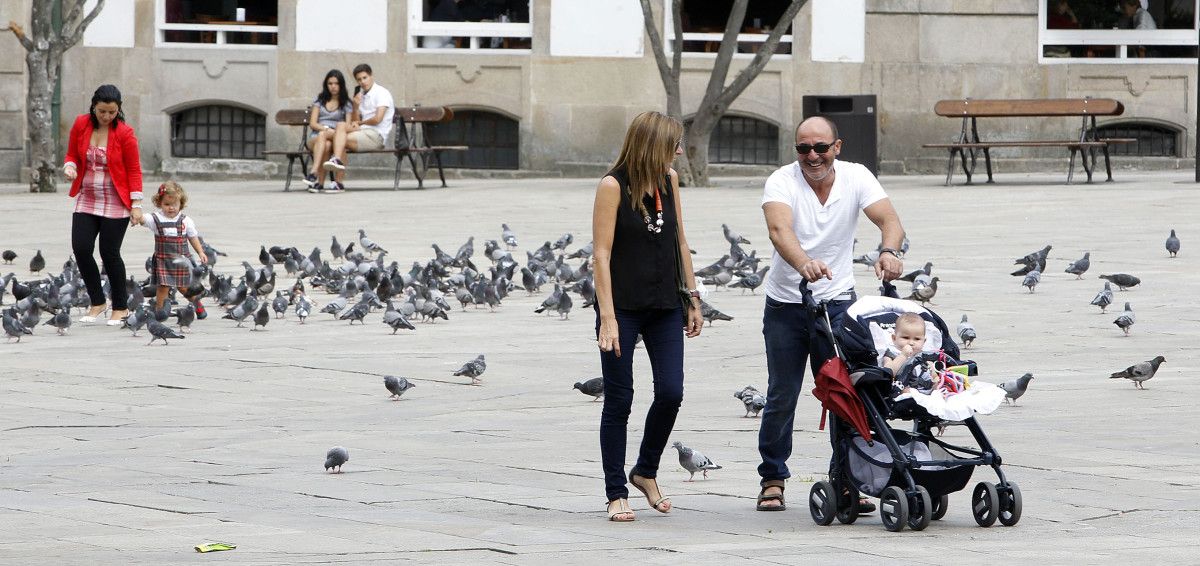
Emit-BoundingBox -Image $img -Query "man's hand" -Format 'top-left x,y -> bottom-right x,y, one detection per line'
800,258 -> 832,282
874,253 -> 903,281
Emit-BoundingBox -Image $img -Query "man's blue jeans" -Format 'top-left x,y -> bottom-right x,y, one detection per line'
757,294 -> 854,483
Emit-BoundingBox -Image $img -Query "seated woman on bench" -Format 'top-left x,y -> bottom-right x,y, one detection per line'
321,63 -> 395,193
304,70 -> 353,192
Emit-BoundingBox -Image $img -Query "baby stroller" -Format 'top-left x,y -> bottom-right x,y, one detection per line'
802,282 -> 1022,532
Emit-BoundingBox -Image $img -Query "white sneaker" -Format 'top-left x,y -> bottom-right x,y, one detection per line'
323,158 -> 345,172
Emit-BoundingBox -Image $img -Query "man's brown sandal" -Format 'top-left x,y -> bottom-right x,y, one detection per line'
607,498 -> 635,522
629,472 -> 671,513
756,479 -> 786,511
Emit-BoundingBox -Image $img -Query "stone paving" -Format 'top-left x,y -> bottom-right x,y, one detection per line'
1,171 -> 1198,565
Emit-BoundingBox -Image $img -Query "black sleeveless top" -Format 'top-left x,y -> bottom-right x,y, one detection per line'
607,167 -> 680,311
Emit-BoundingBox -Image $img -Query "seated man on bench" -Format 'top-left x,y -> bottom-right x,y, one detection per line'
321,63 -> 395,193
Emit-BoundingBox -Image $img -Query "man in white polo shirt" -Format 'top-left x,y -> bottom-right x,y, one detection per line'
320,63 -> 395,193
753,116 -> 905,514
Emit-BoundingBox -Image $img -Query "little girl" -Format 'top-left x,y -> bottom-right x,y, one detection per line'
143,181 -> 208,313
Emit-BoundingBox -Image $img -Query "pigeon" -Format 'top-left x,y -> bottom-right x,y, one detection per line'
897,262 -> 933,283
1165,229 -> 1180,257
722,223 -> 751,245
384,375 -> 416,399
734,386 -> 766,417
1064,252 -> 1090,279
3,310 -> 33,342
906,276 -> 939,304
453,354 -> 487,385
555,291 -> 573,320
1015,245 -> 1052,268
382,304 -> 416,334
957,314 -> 976,348
699,300 -> 733,326
357,229 -> 387,255
330,236 -> 344,260
552,233 -> 573,251
671,441 -> 722,481
1090,282 -> 1114,313
999,372 -> 1034,405
1098,273 -> 1140,290
29,250 -> 45,274
222,297 -> 257,327
43,309 -> 71,335
295,295 -> 314,324
1110,356 -> 1165,390
853,250 -> 880,266
534,284 -> 562,315
271,291 -> 288,319
324,446 -> 349,473
501,223 -> 518,249
730,267 -> 768,294
573,377 -> 604,401
1021,270 -> 1041,293
121,306 -> 149,336
251,302 -> 271,330
146,318 -> 185,346
1,250 -> 15,264
173,303 -> 196,332
339,301 -> 370,325
1113,302 -> 1135,336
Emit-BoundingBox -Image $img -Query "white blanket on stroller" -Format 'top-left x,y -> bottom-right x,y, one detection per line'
897,381 -> 1006,420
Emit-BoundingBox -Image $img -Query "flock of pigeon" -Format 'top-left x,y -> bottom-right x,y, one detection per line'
1,221 -> 1181,477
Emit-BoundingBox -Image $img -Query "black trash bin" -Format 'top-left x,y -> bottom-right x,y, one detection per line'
801,95 -> 878,176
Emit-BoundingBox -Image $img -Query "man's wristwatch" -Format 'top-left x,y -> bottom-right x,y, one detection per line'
879,247 -> 903,259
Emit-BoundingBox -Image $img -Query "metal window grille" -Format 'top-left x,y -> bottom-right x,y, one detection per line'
708,115 -> 780,165
170,105 -> 266,159
429,110 -> 519,170
1093,123 -> 1180,157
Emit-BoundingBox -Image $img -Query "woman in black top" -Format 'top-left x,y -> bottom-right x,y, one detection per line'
592,111 -> 703,522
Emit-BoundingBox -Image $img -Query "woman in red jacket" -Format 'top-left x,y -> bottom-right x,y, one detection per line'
63,84 -> 144,325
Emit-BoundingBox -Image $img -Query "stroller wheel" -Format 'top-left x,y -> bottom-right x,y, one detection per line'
809,481 -> 836,526
907,486 -> 932,531
879,486 -> 909,532
931,494 -> 949,521
972,482 -> 1000,527
835,485 -> 859,525
998,482 -> 1022,526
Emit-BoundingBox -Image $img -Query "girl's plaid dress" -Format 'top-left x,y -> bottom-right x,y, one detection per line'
151,213 -> 192,287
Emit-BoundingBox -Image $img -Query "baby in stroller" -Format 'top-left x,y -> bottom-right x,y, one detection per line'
881,312 -> 934,395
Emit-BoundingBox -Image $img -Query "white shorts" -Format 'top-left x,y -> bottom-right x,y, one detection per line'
348,129 -> 385,151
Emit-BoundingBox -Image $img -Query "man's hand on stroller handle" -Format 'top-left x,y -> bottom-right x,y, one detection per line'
800,258 -> 832,282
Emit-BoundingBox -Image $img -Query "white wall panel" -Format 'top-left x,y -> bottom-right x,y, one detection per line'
550,0 -> 643,58
83,0 -> 135,48
811,0 -> 864,63
296,0 -> 388,53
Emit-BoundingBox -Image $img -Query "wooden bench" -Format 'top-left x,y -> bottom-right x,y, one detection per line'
355,106 -> 468,190
922,98 -> 1136,185
262,109 -> 314,192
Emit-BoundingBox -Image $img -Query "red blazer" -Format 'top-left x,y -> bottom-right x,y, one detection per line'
64,114 -> 143,208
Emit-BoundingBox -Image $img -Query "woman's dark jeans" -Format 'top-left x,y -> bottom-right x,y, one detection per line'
596,306 -> 685,502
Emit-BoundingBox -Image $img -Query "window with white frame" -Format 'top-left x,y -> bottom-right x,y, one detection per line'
1039,0 -> 1197,62
666,0 -> 794,56
408,0 -> 532,51
157,0 -> 278,47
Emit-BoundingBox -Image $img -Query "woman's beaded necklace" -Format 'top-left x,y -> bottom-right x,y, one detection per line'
643,186 -> 663,234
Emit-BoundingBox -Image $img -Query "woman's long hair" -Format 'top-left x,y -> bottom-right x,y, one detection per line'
88,84 -> 125,129
317,69 -> 350,110
611,111 -> 683,217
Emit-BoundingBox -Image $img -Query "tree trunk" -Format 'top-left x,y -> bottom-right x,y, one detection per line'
9,0 -> 107,192
684,130 -> 712,188
26,47 -> 59,193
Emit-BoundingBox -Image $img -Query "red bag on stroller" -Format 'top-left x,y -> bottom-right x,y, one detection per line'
812,356 -> 873,443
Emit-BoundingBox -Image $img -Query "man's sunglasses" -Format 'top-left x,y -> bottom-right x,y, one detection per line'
795,142 -> 835,155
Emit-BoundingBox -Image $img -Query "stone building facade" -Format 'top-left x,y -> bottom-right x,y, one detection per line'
1,0 -> 1195,183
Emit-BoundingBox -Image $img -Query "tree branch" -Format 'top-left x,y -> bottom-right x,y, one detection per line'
714,0 -> 809,111
704,0 -> 749,109
669,0 -> 682,84
6,20 -> 34,51
60,0 -> 106,51
640,0 -> 675,98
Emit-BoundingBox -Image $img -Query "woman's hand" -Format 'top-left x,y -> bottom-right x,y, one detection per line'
598,317 -> 621,357
62,163 -> 77,181
685,301 -> 703,338
129,207 -> 144,226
